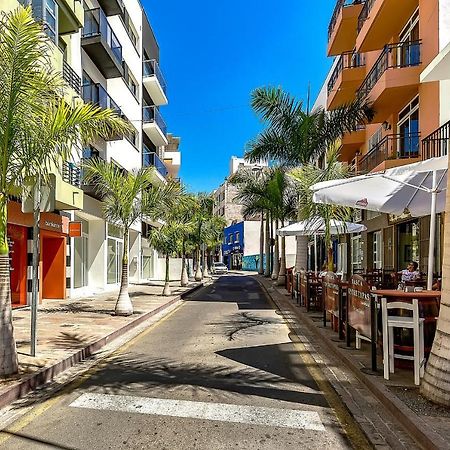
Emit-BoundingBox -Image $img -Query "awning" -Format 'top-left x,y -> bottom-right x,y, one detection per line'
277,218 -> 367,236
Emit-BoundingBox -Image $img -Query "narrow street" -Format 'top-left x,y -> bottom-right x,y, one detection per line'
0,275 -> 359,449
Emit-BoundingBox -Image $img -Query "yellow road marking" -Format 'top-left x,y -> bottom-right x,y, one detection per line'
0,301 -> 185,447
260,282 -> 371,450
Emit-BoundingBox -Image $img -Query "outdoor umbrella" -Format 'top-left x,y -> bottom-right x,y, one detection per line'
311,155 -> 448,289
277,218 -> 367,273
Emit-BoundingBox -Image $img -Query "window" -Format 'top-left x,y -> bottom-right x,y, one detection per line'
366,210 -> 381,220
337,243 -> 347,275
373,231 -> 382,269
125,123 -> 139,148
398,96 -> 419,157
351,235 -> 363,272
368,127 -> 383,151
123,62 -> 139,99
353,209 -> 362,223
43,0 -> 58,43
228,235 -> 233,244
235,232 -> 240,243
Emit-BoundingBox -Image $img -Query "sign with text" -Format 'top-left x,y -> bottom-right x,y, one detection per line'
69,221 -> 82,238
347,275 -> 372,339
322,272 -> 340,317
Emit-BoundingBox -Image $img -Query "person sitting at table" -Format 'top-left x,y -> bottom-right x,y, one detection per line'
397,261 -> 421,282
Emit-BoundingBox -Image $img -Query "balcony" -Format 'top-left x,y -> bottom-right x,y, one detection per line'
58,0 -> 84,35
82,83 -> 121,113
328,0 -> 365,56
97,0 -> 124,16
82,8 -> 123,78
357,41 -> 421,122
80,147 -> 105,200
356,0 -> 418,52
339,126 -> 366,163
143,60 -> 168,106
143,148 -> 168,182
62,60 -> 81,96
62,161 -> 81,188
327,51 -> 365,109
422,120 -> 450,161
357,132 -> 420,173
50,162 -> 83,210
142,107 -> 168,146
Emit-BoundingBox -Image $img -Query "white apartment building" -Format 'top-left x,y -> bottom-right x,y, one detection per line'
2,0 -> 178,305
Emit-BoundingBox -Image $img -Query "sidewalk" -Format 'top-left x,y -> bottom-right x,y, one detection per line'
0,281 -> 203,409
255,275 -> 450,450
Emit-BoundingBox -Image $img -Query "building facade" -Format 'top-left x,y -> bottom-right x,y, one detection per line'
325,0 -> 447,277
213,156 -> 267,226
3,0 -> 178,304
222,221 -> 297,272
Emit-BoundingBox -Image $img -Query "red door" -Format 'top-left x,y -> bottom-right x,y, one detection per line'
8,224 -> 27,306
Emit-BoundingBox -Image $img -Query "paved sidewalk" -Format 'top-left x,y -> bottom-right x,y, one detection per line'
0,281 -> 202,408
255,275 -> 450,450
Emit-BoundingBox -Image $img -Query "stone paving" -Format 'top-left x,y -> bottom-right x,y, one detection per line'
0,281 -> 197,398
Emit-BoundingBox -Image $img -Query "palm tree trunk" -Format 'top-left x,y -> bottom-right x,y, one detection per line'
421,176 -> 450,405
194,246 -> 202,281
259,212 -> 264,275
203,249 -> 210,278
115,227 -> 133,316
0,195 -> 18,375
272,220 -> 280,280
163,254 -> 172,296
180,240 -> 189,286
264,213 -> 270,277
277,230 -> 286,286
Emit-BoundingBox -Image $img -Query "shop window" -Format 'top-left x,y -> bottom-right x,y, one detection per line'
351,235 -> 363,272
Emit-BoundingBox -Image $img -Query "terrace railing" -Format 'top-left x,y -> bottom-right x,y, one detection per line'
358,40 -> 421,98
143,59 -> 167,95
358,132 -> 420,173
421,120 -> 450,160
328,51 -> 365,93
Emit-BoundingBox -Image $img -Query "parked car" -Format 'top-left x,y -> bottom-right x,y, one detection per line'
212,262 -> 228,275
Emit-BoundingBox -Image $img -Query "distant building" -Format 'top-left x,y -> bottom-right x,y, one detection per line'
213,156 -> 268,226
222,221 -> 297,271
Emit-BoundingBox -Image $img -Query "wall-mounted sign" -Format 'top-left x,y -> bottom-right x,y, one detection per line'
69,221 -> 82,238
347,275 -> 372,340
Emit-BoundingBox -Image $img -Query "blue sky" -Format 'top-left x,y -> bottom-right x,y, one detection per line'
142,1 -> 334,193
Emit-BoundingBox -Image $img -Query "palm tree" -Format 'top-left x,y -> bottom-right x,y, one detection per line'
231,167 -> 270,276
191,194 -> 215,281
0,8 -> 128,376
203,215 -> 227,273
147,221 -> 185,296
290,146 -> 352,271
264,168 -> 297,285
245,86 -> 372,272
83,160 -> 179,315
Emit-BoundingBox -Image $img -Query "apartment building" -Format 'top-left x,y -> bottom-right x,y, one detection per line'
326,0 -> 447,276
213,157 -> 268,226
3,0 -> 176,304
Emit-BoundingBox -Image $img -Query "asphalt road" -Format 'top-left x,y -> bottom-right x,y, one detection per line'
0,275 -> 352,449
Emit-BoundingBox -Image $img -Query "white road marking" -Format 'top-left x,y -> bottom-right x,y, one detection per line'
70,393 -> 325,431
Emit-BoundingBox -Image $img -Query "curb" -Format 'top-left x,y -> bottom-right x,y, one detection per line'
255,275 -> 449,450
0,283 -> 204,411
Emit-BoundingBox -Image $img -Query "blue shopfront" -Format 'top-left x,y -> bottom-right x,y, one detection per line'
222,222 -> 244,270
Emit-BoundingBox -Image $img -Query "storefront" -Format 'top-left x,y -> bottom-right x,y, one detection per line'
7,201 -> 71,306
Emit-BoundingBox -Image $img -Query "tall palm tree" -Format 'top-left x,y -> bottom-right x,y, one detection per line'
290,146 -> 352,271
245,86 -> 372,273
191,194 -> 215,281
421,160 -> 450,406
0,8 -> 128,376
231,167 -> 270,275
83,160 -> 179,315
203,215 -> 227,273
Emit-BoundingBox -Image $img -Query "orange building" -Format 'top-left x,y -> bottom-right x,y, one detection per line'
326,0 -> 447,276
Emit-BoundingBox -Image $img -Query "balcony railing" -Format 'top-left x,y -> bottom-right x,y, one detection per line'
357,0 -> 374,32
358,132 -> 420,173
143,147 -> 168,178
143,59 -> 167,95
422,120 -> 450,160
62,60 -> 81,95
327,51 -> 365,93
358,40 -> 421,98
329,0 -> 365,38
82,8 -> 122,65
82,83 -> 121,115
62,161 -> 81,187
143,106 -> 167,136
